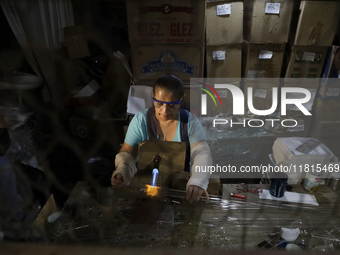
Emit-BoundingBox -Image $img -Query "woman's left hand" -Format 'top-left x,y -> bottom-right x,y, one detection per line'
186,185 -> 209,203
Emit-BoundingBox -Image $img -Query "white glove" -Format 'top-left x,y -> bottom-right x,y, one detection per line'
113,152 -> 137,184
186,141 -> 212,191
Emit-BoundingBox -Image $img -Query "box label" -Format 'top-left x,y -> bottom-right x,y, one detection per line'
286,89 -> 316,111
259,50 -> 273,59
265,3 -> 281,14
254,89 -> 267,99
327,88 -> 340,97
302,52 -> 316,62
213,51 -> 226,60
247,70 -> 265,78
217,4 -> 231,15
288,123 -> 304,132
294,51 -> 323,64
214,90 -> 228,98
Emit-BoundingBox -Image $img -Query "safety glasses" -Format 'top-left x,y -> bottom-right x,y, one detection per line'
152,97 -> 182,109
236,183 -> 263,193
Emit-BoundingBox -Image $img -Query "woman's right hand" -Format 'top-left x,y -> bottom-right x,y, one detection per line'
111,173 -> 129,189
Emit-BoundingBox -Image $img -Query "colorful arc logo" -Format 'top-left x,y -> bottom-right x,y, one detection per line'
197,82 -> 223,106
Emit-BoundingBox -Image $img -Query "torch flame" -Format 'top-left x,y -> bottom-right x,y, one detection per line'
146,184 -> 160,197
146,168 -> 160,196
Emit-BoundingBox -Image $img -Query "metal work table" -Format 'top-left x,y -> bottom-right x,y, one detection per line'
47,180 -> 340,251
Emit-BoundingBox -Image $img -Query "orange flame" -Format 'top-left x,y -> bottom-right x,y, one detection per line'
146,184 -> 160,197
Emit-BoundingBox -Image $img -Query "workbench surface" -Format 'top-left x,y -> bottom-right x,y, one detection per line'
46,181 -> 340,251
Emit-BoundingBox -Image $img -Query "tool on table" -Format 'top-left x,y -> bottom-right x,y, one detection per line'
236,183 -> 263,193
230,193 -> 246,199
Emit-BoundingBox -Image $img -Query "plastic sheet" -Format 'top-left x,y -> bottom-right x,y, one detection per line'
45,182 -> 340,251
1,103 -> 42,168
199,116 -> 270,141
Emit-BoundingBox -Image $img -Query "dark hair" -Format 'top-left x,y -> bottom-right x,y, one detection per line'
153,74 -> 184,100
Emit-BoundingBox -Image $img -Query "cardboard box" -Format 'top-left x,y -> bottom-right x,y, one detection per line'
314,97 -> 340,121
310,120 -> 340,140
63,26 -> 91,59
243,0 -> 294,43
285,45 -> 328,79
243,82 -> 278,113
282,80 -> 319,118
317,138 -> 340,158
321,46 -> 340,85
126,0 -> 206,44
294,1 -> 340,46
131,44 -> 204,85
242,41 -> 286,78
209,136 -> 276,180
205,81 -> 241,116
183,85 -> 202,117
206,44 -> 242,79
267,116 -> 312,137
314,82 -> 340,121
206,1 -> 243,45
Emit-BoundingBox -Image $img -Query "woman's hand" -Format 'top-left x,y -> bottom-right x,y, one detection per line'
186,185 -> 209,203
111,173 -> 129,189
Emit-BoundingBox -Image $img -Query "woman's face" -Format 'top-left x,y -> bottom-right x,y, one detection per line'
153,87 -> 181,122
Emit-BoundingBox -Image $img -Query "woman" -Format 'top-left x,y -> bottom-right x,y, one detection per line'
111,74 -> 212,203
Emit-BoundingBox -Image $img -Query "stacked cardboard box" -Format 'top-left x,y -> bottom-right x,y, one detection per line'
126,0 -> 206,85
322,46 -> 340,85
314,81 -> 340,121
205,1 -> 243,80
242,0 -> 293,79
204,1 -> 243,116
276,80 -> 317,137
316,46 -> 340,127
242,42 -> 286,79
293,1 -> 340,47
285,1 -> 340,79
205,80 -> 242,117
283,1 -> 340,142
285,46 -> 329,79
243,79 -> 279,114
312,71 -> 340,156
242,0 -> 293,131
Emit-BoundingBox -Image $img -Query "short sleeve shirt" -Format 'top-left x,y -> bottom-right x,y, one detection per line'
124,109 -> 206,148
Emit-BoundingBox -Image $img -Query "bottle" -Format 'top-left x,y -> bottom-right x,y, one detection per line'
304,171 -> 321,192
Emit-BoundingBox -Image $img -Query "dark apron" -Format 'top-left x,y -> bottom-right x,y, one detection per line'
146,106 -> 190,172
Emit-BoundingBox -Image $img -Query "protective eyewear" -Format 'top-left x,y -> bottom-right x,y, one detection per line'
152,97 -> 182,109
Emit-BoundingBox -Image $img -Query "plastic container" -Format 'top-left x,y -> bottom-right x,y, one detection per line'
303,172 -> 321,192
